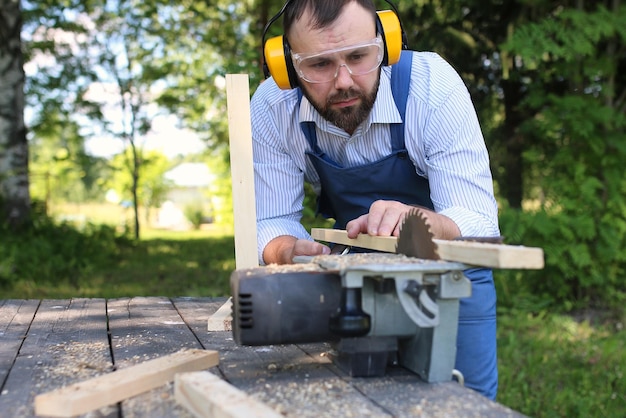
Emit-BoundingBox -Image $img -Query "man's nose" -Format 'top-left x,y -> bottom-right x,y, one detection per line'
334,64 -> 354,89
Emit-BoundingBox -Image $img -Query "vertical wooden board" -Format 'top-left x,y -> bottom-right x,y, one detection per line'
0,299 -> 115,418
0,299 -> 39,387
107,297 -> 205,418
226,74 -> 258,270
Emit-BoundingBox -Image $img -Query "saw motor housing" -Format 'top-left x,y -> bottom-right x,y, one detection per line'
230,254 -> 471,382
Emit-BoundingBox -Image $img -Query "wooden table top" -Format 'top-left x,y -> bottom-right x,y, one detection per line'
0,297 -> 525,417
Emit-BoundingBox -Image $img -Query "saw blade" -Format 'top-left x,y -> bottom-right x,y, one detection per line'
396,208 -> 439,260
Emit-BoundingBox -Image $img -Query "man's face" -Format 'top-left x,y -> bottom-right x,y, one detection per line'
288,2 -> 381,134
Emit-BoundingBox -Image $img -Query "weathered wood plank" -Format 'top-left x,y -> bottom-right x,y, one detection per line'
351,370 -> 527,418
0,299 -> 115,418
107,297 -> 207,418
35,349 -> 218,417
175,371 -> 282,418
311,228 -> 544,269
0,299 -> 39,388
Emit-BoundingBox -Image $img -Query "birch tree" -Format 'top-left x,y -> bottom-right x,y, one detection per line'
0,0 -> 30,227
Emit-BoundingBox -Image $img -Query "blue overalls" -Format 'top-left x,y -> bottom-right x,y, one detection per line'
298,51 -> 498,400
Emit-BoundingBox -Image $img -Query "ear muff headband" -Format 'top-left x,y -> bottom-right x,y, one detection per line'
263,2 -> 406,90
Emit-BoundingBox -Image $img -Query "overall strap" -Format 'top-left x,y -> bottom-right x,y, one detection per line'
389,50 -> 413,151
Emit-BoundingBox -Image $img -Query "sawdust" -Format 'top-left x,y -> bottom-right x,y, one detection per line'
248,378 -> 390,418
122,381 -> 195,418
29,341 -> 117,417
246,263 -> 325,274
309,254 -> 459,273
254,254 -> 445,274
39,341 -> 113,385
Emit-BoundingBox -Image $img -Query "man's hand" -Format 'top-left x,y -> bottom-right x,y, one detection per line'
263,235 -> 331,265
345,200 -> 461,240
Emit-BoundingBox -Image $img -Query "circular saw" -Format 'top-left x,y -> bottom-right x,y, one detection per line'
396,208 -> 439,260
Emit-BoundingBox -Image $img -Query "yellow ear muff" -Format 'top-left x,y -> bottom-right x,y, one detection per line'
376,10 -> 403,66
264,35 -> 296,90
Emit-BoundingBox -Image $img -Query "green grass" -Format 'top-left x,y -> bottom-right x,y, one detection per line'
3,221 -> 625,417
497,308 -> 626,417
4,226 -> 235,299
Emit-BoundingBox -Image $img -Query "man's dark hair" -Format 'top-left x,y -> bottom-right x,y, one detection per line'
283,0 -> 377,35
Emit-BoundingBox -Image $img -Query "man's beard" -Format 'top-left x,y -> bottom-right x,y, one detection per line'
301,74 -> 380,134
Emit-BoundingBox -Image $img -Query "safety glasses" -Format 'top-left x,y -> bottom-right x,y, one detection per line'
291,36 -> 384,84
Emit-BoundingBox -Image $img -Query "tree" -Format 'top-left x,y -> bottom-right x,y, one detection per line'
498,1 -> 626,303
106,148 -> 172,229
0,0 -> 30,227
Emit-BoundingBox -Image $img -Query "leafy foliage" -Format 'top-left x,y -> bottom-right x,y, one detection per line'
0,202 -> 132,290
493,1 -> 626,310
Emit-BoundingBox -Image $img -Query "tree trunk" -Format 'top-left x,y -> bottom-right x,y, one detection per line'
501,78 -> 525,209
0,0 -> 30,227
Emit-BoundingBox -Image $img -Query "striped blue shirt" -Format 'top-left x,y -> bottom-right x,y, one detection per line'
250,51 -> 500,263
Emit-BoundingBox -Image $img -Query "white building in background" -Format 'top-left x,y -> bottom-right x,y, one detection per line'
157,162 -> 215,230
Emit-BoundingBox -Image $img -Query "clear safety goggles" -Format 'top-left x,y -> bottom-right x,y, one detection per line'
291,36 -> 384,84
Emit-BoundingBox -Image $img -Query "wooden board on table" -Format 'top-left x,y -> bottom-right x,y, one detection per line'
34,349 -> 218,417
207,298 -> 232,331
175,371 -> 282,418
311,228 -> 544,269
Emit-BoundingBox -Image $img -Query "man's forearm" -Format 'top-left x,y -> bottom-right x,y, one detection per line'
415,208 -> 461,240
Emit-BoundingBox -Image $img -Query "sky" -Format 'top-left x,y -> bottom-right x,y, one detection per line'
84,113 -> 207,159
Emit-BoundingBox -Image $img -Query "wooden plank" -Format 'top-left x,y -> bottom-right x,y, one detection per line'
345,369 -> 527,418
207,298 -> 232,331
34,349 -> 219,417
0,299 -> 38,388
433,238 -> 544,269
310,228 -> 544,269
311,228 -> 397,253
226,74 -> 258,270
175,371 -> 282,418
0,299 -> 115,418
